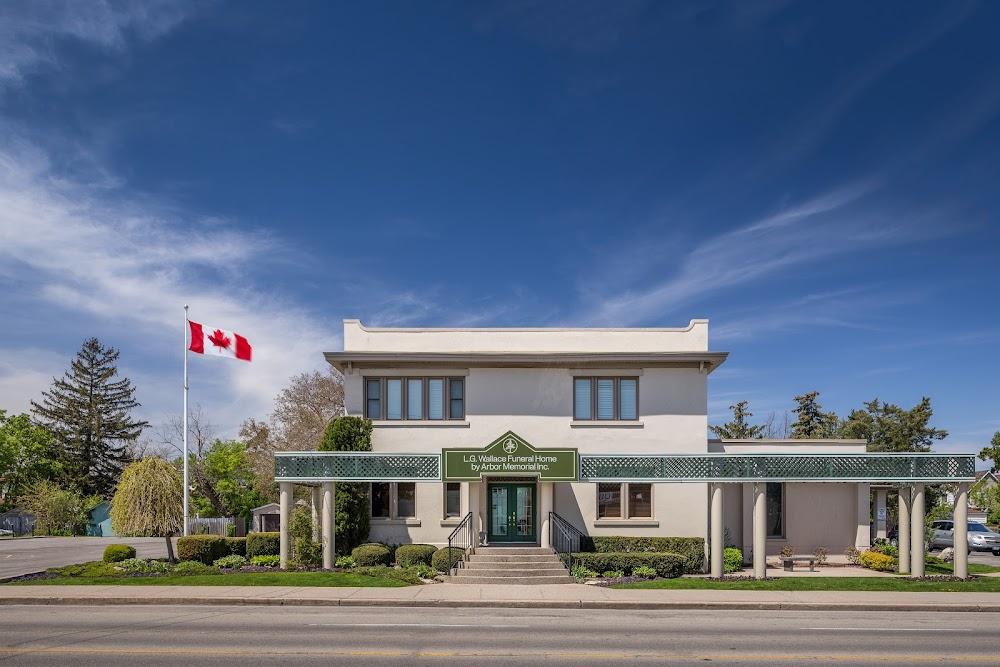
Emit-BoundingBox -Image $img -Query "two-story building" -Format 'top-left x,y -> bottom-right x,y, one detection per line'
274,319 -> 976,579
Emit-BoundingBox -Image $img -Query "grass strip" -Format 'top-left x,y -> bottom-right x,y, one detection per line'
613,576 -> 1000,592
6,572 -> 410,587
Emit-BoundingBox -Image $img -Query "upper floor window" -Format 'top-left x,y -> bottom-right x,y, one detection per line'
573,377 -> 638,421
365,377 -> 465,421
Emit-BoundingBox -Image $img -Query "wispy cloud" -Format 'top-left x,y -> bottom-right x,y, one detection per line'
0,131 -> 340,435
580,181 -> 895,325
0,0 -> 199,87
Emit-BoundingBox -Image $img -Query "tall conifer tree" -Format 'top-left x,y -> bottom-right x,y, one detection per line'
31,338 -> 148,497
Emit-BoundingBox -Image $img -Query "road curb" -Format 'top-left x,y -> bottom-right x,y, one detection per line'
2,596 -> 1000,612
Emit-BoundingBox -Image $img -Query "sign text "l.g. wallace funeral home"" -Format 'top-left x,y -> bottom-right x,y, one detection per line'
442,432 -> 578,482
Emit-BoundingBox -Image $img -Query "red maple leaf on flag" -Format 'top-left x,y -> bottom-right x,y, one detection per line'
208,329 -> 232,349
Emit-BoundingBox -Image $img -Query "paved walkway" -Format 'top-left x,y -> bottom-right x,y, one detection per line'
3,583 -> 1000,612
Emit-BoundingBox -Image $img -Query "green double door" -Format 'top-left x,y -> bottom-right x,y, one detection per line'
488,483 -> 537,543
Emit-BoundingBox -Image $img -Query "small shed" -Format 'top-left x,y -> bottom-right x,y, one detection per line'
86,501 -> 117,537
251,503 -> 280,533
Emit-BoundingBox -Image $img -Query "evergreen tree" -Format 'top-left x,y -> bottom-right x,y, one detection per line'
840,397 -> 947,452
979,431 -> 1000,473
709,401 -> 765,439
31,338 -> 148,497
319,416 -> 372,554
791,391 -> 839,438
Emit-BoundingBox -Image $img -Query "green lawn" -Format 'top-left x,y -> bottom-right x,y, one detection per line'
613,576 -> 1000,592
922,562 -> 1000,576
7,571 -> 411,587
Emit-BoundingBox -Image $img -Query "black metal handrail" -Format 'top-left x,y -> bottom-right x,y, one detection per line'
447,512 -> 473,573
549,512 -> 586,572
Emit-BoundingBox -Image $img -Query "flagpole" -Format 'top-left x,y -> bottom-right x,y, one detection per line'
183,305 -> 190,537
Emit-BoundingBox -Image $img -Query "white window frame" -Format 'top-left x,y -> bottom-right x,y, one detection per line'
370,482 -> 417,519
364,377 -> 465,421
573,376 -> 640,421
597,482 -> 653,519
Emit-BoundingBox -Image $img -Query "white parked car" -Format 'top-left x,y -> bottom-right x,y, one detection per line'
930,520 -> 1000,555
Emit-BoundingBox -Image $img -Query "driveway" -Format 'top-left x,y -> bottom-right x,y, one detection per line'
0,536 -> 178,579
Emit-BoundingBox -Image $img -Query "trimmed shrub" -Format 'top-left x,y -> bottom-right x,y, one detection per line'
395,544 -> 437,567
214,555 -> 248,569
723,547 -> 743,574
173,560 -> 220,575
177,535 -> 227,565
102,544 -> 137,563
632,565 -> 658,579
293,540 -> 323,567
584,536 -> 704,573
352,543 -> 391,567
246,532 -> 280,558
859,550 -> 895,572
250,555 -> 280,567
114,558 -> 170,574
224,537 -> 247,557
431,547 -> 466,572
570,552 -> 687,578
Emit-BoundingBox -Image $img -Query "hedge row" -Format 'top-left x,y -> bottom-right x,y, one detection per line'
395,544 -> 437,568
583,536 -> 704,573
246,532 -> 280,558
571,552 -> 687,578
177,536 -> 250,564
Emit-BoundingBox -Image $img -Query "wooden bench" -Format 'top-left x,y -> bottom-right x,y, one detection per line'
779,555 -> 816,572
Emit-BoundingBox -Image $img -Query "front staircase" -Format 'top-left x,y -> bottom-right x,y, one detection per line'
447,546 -> 576,585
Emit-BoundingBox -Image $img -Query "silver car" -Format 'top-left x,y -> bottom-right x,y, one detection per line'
930,520 -> 1000,554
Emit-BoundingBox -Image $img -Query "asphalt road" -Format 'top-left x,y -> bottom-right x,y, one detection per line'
0,537 -> 176,579
2,605 -> 998,665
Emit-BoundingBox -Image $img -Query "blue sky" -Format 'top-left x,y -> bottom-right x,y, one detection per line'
0,1 -> 997,462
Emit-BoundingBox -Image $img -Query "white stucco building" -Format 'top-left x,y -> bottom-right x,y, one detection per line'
274,319 -> 976,578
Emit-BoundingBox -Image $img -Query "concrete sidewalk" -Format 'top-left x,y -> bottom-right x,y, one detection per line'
2,583 -> 1000,612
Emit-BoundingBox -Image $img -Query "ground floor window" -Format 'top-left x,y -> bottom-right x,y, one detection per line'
597,482 -> 652,519
444,482 -> 461,518
766,482 -> 784,538
371,482 -> 416,519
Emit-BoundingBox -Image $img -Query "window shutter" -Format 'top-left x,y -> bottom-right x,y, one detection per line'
386,379 -> 402,420
596,379 -> 614,420
574,378 -> 591,420
619,379 -> 637,420
407,379 -> 423,420
428,379 -> 444,420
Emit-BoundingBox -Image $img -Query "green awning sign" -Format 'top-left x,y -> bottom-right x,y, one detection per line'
443,431 -> 578,482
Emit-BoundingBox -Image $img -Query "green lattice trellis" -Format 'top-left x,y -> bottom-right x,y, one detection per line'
274,452 -> 975,483
274,453 -> 440,481
579,454 -> 975,482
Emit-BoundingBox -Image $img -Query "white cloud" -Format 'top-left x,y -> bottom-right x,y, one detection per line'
0,133 -> 340,437
0,0 -> 198,86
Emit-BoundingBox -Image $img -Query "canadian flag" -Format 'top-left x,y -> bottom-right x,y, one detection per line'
188,321 -> 252,362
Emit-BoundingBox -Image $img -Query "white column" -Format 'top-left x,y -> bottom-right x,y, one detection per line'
910,482 -> 925,577
898,487 -> 911,574
711,483 -> 725,578
468,482 -> 481,547
752,482 -> 767,579
279,481 -> 292,569
322,482 -> 335,569
874,488 -> 887,540
311,486 -> 321,542
954,482 -> 969,579
855,483 -> 871,550
741,483 -> 753,565
539,482 -> 553,547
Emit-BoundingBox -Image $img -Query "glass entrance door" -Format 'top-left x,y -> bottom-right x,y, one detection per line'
487,483 -> 536,543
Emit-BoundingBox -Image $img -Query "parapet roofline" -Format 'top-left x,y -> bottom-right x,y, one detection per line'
324,351 -> 729,373
343,318 -> 709,333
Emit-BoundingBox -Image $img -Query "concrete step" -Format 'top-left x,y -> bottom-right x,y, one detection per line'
463,560 -> 565,570
474,546 -> 554,555
445,574 -> 577,585
466,554 -> 562,564
458,565 -> 570,576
